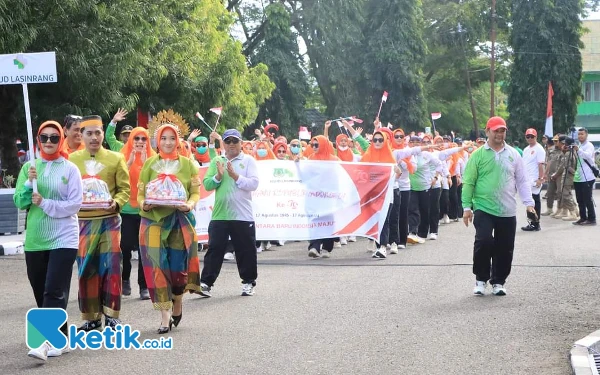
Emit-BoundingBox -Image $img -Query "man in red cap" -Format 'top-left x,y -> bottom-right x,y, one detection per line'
462,116 -> 535,296
521,128 -> 546,231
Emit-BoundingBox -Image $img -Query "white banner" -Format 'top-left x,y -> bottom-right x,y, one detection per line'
194,160 -> 395,242
0,52 -> 57,85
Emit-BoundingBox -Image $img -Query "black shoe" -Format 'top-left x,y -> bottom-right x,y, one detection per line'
582,220 -> 597,226
105,317 -> 122,329
78,320 -> 102,332
521,224 -> 540,232
157,318 -> 173,334
172,313 -> 182,327
122,280 -> 131,296
573,219 -> 586,225
139,288 -> 150,300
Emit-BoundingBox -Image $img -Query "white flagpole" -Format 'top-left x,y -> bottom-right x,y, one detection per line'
22,83 -> 37,193
214,113 -> 222,130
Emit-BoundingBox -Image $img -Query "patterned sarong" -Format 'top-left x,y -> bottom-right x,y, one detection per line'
139,211 -> 200,310
77,215 -> 122,320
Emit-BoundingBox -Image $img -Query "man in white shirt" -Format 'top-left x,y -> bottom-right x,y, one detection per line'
573,127 -> 597,225
521,128 -> 546,231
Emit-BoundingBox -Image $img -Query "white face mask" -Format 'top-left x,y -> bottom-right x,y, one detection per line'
338,145 -> 348,151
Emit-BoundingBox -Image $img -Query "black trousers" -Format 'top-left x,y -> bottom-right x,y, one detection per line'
457,183 -> 464,218
429,188 -> 441,234
398,191 -> 410,246
408,190 -> 430,238
201,220 -> 257,286
574,181 -> 596,221
120,213 -> 147,289
389,189 -> 401,244
376,204 -> 392,247
449,176 -> 459,219
439,189 -> 450,219
472,210 -> 516,285
26,248 -> 77,336
531,193 -> 541,226
308,238 -> 338,253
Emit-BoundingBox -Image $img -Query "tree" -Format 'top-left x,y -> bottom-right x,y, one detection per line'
508,0 -> 584,135
249,3 -> 308,137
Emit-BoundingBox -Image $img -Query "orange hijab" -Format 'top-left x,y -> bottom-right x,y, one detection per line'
335,134 -> 354,162
254,140 -> 276,160
191,136 -> 211,164
179,140 -> 192,158
360,131 -> 396,163
156,124 -> 180,160
242,141 -> 254,155
391,129 -> 416,173
38,121 -> 69,161
308,135 -> 339,161
121,127 -> 155,208
273,141 -> 289,160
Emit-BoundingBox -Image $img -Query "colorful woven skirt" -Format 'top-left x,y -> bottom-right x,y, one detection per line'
139,211 -> 200,310
77,215 -> 122,320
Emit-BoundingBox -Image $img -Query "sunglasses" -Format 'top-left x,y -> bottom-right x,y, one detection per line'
38,134 -> 61,144
224,138 -> 240,145
394,135 -> 404,139
134,136 -> 147,142
195,143 -> 208,147
277,149 -> 286,154
525,135 -> 535,139
311,143 -> 319,148
372,138 -> 385,143
290,144 -> 300,148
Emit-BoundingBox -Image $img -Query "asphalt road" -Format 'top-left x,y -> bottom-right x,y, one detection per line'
1,193 -> 599,375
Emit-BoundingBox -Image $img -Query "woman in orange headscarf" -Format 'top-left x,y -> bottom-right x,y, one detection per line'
242,141 -> 254,155
254,140 -> 276,160
119,127 -> 155,300
335,134 -> 355,162
138,124 -> 201,334
273,141 -> 289,160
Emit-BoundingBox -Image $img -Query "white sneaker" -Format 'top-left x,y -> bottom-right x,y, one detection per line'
256,246 -> 263,253
428,233 -> 438,240
47,344 -> 70,357
415,236 -> 426,244
389,243 -> 398,254
473,281 -> 486,295
407,234 -> 419,244
224,252 -> 235,261
340,237 -> 348,245
264,241 -> 272,250
492,284 -> 507,296
334,241 -> 342,248
348,236 -> 357,242
442,215 -> 450,224
372,247 -> 387,259
28,342 -> 50,361
366,240 -> 376,252
398,244 -> 406,249
308,248 -> 320,258
278,240 -> 285,246
321,250 -> 331,258
241,283 -> 255,296
132,251 -> 139,260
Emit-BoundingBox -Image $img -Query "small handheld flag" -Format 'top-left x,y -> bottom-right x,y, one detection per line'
377,90 -> 388,118
210,107 -> 222,116
431,112 -> 441,120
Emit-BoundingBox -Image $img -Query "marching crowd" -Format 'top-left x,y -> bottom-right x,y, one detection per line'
13,109 -> 598,362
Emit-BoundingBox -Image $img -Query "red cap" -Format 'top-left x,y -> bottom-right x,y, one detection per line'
525,128 -> 537,137
486,116 -> 507,131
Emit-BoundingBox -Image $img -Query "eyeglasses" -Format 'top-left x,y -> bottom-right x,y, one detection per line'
311,143 -> 319,148
525,135 -> 535,139
38,134 -> 61,144
223,138 -> 240,145
134,136 -> 147,142
277,150 -> 286,154
195,143 -> 207,147
372,138 -> 384,143
394,135 -> 404,139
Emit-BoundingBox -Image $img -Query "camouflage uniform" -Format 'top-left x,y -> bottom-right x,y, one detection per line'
545,146 -> 562,209
554,149 -> 577,211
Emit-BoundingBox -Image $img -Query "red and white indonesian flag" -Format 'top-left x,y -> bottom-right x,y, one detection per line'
194,161 -> 395,242
210,107 -> 222,116
544,82 -> 554,137
431,112 -> 441,120
381,91 -> 388,103
299,126 -> 311,140
265,118 -> 271,125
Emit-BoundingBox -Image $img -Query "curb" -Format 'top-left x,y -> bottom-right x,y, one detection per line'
0,241 -> 24,256
570,329 -> 600,375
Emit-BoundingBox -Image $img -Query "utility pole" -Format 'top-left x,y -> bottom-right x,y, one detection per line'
490,0 -> 497,117
459,24 -> 479,137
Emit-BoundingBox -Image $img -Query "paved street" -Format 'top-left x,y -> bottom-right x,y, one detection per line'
1,193 -> 600,374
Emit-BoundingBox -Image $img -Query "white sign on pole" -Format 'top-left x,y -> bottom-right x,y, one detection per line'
0,52 -> 58,193
0,52 -> 57,85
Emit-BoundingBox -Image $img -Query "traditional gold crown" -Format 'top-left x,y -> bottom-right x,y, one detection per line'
147,109 -> 190,139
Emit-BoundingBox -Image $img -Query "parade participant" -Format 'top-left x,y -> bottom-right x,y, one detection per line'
307,135 -> 340,258
542,136 -> 561,216
105,108 -> 130,152
69,115 -> 130,331
62,114 -> 85,155
462,116 -> 535,296
14,121 -> 83,361
435,137 -> 452,225
553,136 -> 578,221
120,127 -> 154,300
289,139 -> 305,160
138,124 -> 200,333
521,128 -> 546,231
512,141 -> 524,156
254,140 -> 276,160
274,141 -> 289,160
573,127 -> 597,226
242,141 -> 254,155
199,129 -> 260,297
191,134 -> 215,165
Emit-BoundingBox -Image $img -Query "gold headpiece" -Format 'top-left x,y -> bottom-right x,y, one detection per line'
147,109 -> 190,139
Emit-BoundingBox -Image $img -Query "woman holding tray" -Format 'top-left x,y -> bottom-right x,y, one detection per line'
138,123 -> 201,333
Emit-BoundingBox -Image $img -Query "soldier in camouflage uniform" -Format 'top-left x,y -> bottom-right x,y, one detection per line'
552,135 -> 578,220
542,136 -> 562,216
